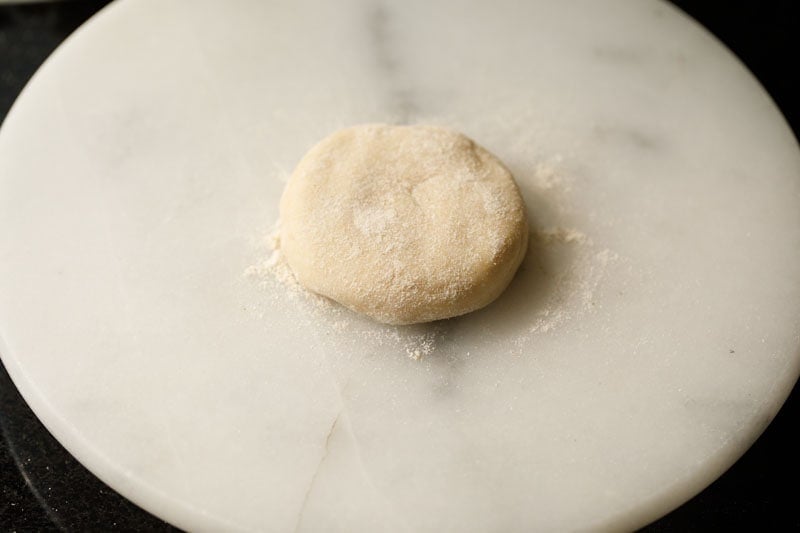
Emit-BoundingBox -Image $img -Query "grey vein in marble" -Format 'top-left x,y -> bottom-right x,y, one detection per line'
367,2 -> 418,123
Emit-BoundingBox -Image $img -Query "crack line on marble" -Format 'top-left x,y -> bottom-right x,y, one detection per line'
340,410 -> 413,532
293,411 -> 341,532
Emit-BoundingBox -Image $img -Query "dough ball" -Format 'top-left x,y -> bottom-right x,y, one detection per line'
279,124 -> 529,325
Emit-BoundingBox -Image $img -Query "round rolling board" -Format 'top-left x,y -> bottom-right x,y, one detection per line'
1,0 -> 799,531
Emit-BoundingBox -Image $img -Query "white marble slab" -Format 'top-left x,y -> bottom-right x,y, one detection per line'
1,0 -> 799,530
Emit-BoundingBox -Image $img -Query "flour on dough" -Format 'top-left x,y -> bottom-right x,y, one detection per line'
279,124 -> 529,325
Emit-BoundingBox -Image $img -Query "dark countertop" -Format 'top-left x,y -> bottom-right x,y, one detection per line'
1,1 -> 798,531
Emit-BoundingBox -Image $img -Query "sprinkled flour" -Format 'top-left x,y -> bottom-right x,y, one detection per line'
278,125 -> 529,325
246,156 -> 619,360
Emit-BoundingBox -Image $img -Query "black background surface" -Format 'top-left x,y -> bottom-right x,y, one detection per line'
1,1 -> 798,531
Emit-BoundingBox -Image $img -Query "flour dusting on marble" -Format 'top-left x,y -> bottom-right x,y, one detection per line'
244,223 -> 303,295
533,227 -> 587,245
246,158 -> 620,359
531,158 -> 571,192
509,159 -> 621,344
245,222 -> 445,360
522,247 -> 620,340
